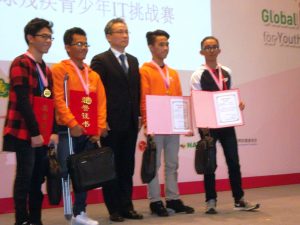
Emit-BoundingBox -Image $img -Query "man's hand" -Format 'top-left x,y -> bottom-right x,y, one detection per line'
185,131 -> 194,137
239,101 -> 245,111
70,125 -> 85,137
31,135 -> 44,148
49,134 -> 59,146
143,125 -> 154,137
89,135 -> 100,143
101,128 -> 108,137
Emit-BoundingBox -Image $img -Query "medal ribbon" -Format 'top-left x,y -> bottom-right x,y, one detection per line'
25,51 -> 48,88
204,64 -> 225,90
69,60 -> 89,95
151,60 -> 170,91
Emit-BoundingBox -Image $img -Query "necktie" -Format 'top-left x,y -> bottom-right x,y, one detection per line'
119,54 -> 128,74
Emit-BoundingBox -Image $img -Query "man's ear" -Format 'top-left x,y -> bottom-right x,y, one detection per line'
27,34 -> 34,44
65,45 -> 70,54
106,34 -> 111,43
148,44 -> 154,53
200,49 -> 204,56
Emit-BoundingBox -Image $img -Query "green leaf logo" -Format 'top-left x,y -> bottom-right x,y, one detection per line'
0,78 -> 9,98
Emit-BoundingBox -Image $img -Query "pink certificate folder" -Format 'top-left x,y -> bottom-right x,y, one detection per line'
146,95 -> 192,134
191,89 -> 244,128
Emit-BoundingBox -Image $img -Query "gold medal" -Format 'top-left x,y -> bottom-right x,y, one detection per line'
43,88 -> 51,98
166,89 -> 170,95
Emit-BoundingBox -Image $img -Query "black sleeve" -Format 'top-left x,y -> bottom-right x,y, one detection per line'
90,55 -> 107,84
15,85 -> 40,136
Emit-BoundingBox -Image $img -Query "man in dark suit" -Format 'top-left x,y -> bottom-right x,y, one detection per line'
90,18 -> 142,222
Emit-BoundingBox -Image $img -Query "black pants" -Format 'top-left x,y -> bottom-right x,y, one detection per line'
101,127 -> 138,215
14,145 -> 47,224
200,127 -> 244,202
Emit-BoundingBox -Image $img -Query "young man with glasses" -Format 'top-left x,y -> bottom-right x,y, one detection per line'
190,36 -> 260,214
90,18 -> 143,222
51,27 -> 107,225
3,18 -> 58,225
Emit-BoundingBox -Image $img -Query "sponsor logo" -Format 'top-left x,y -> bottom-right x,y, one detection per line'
0,78 -> 9,98
179,138 -> 257,150
261,1 -> 300,48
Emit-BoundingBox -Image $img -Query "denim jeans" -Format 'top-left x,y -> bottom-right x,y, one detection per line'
14,145 -> 47,224
57,131 -> 95,216
148,134 -> 180,202
200,127 -> 244,202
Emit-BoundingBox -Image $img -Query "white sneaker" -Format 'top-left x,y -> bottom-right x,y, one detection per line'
205,199 -> 217,214
234,198 -> 260,211
71,212 -> 99,225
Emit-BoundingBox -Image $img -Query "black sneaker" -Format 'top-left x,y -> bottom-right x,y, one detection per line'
234,198 -> 260,211
205,199 -> 217,214
150,201 -> 169,217
166,199 -> 195,214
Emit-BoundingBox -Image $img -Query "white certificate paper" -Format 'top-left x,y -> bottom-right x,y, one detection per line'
213,91 -> 243,126
170,99 -> 191,133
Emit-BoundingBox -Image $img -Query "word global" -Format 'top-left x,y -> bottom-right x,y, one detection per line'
262,9 -> 298,27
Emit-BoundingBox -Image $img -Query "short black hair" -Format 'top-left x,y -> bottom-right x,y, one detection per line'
24,18 -> 53,45
146,29 -> 170,45
201,36 -> 219,50
63,27 -> 86,45
104,18 -> 126,35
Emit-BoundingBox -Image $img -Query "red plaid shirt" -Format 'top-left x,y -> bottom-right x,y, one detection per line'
3,54 -> 53,141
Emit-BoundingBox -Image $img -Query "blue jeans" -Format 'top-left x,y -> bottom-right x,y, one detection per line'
57,131 -> 95,216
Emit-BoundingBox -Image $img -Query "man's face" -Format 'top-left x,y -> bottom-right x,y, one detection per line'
149,35 -> 169,60
28,27 -> 53,54
65,34 -> 88,62
106,22 -> 129,51
200,38 -> 220,60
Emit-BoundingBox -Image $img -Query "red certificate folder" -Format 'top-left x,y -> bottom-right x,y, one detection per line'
146,95 -> 192,135
33,96 -> 54,144
69,90 -> 98,136
191,89 -> 244,128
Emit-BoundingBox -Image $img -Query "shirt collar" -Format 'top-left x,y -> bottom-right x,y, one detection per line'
110,47 -> 126,59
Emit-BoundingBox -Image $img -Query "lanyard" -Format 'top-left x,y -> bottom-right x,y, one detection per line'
204,64 -> 225,90
25,52 -> 48,88
69,60 -> 89,95
151,60 -> 170,90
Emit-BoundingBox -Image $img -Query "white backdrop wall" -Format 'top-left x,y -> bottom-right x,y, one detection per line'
1,0 -> 300,204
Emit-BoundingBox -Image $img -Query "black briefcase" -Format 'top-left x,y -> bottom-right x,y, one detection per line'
46,145 -> 62,205
195,131 -> 217,175
67,145 -> 116,192
141,136 -> 157,184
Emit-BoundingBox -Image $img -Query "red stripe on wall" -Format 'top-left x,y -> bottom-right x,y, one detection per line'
1,173 -> 300,214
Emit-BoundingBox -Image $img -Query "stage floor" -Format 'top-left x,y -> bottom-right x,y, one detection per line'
0,184 -> 299,225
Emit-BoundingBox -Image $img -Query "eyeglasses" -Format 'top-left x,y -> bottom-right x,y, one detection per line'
34,34 -> 54,41
70,42 -> 90,48
110,30 -> 130,35
203,45 -> 219,51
